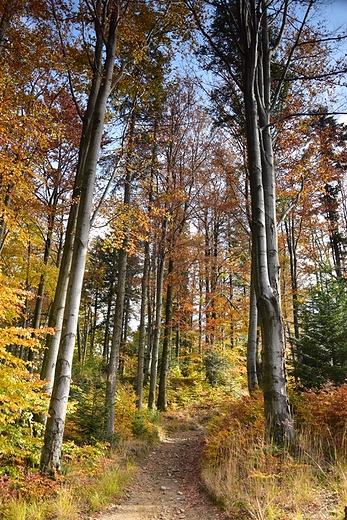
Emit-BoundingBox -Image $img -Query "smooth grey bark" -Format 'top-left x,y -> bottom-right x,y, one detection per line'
190,0 -> 310,443
40,174 -> 81,394
40,2 -> 120,472
40,0 -> 124,384
39,0 -> 107,391
247,275 -> 259,393
238,0 -> 294,445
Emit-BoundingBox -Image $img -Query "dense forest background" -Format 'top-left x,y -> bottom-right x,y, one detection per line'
1,0 -> 347,518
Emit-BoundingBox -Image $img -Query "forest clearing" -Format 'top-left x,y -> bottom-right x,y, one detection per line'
0,0 -> 347,519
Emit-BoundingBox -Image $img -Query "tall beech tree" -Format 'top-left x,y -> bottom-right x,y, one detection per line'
192,0 -> 347,443
190,0 -> 307,444
41,0 -> 123,472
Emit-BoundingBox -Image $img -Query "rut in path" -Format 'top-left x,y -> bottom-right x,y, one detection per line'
92,425 -> 231,520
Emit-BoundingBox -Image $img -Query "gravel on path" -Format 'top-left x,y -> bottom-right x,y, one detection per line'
87,425 -> 231,520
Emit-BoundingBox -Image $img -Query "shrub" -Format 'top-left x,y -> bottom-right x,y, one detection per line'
202,390 -> 346,519
293,383 -> 347,457
204,391 -> 264,467
0,330 -> 50,472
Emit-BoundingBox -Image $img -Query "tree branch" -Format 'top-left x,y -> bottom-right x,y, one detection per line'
261,110 -> 347,130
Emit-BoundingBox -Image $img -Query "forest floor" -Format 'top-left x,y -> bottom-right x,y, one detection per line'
84,413 -> 231,520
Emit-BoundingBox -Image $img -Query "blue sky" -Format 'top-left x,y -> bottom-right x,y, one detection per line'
323,1 -> 347,123
325,0 -> 347,28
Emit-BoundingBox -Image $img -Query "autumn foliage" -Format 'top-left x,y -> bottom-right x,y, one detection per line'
294,384 -> 347,454
0,0 -> 347,517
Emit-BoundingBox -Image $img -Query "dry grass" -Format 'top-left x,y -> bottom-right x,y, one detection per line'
0,445 -> 135,520
202,424 -> 347,519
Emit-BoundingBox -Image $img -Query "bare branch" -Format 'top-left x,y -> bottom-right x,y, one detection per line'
277,175 -> 305,228
261,110 -> 347,130
185,0 -> 244,91
270,0 -> 315,113
49,0 -> 84,121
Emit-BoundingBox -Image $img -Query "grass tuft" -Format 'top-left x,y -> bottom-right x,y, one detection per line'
202,392 -> 347,519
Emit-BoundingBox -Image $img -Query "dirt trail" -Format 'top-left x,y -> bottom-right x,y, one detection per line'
90,424 -> 231,520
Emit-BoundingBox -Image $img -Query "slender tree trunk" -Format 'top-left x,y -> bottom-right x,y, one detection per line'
83,303 -> 91,360
157,258 -> 174,411
39,0 -> 113,393
204,227 -> 212,345
247,274 -> 259,393
198,275 -> 203,355
284,217 -> 301,374
136,241 -> 150,408
175,325 -> 180,359
0,192 -> 11,254
90,290 -> 98,356
143,276 -> 154,385
105,247 -> 128,436
241,2 -> 293,445
104,108 -> 134,436
29,193 -> 58,367
40,197 -> 78,394
77,321 -> 82,363
103,276 -> 115,362
40,4 -> 120,472
148,248 -> 165,409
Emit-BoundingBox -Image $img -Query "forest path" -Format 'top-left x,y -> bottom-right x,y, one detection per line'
89,419 -> 231,520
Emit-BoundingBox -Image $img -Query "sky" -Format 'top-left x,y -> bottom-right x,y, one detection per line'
326,0 -> 347,26
323,0 -> 347,123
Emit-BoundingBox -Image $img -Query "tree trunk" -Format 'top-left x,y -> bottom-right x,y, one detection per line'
105,246 -> 128,436
136,241 -> 150,409
104,106 -> 134,436
40,3 -> 120,472
284,216 -> 301,374
240,1 -> 294,445
247,275 -> 259,393
28,186 -> 59,369
157,258 -> 174,411
0,192 -> 10,254
148,247 -> 165,409
40,196 -> 78,394
39,21 -> 105,390
143,282 -> 153,386
103,275 -> 115,362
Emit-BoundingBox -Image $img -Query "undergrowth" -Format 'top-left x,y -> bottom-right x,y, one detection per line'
202,387 -> 347,520
4,373 -> 347,520
0,383 -> 162,520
